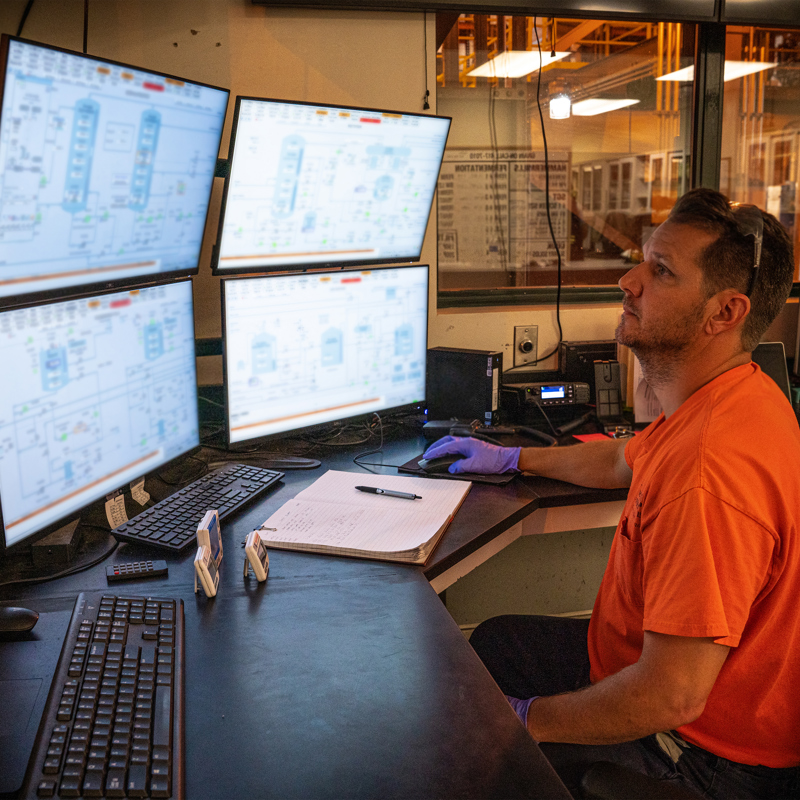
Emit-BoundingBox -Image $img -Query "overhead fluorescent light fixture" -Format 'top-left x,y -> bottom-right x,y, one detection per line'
468,50 -> 570,79
571,98 -> 640,116
657,61 -> 778,83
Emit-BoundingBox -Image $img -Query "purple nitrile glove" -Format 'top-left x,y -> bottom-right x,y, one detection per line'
422,435 -> 521,475
506,695 -> 539,729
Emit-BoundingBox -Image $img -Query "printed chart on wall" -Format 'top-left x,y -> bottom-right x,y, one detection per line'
437,149 -> 569,273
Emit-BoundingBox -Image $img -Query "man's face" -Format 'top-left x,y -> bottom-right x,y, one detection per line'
616,220 -> 719,359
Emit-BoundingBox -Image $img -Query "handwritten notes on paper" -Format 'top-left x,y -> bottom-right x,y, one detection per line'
255,470 -> 472,563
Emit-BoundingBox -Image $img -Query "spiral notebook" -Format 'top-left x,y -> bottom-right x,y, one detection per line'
253,470 -> 471,564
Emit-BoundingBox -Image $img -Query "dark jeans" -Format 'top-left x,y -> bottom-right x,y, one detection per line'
470,614 -> 800,800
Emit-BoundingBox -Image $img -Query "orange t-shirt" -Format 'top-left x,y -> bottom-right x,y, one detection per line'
588,362 -> 800,768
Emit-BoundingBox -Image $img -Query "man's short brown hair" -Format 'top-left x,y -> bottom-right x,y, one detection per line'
668,187 -> 794,352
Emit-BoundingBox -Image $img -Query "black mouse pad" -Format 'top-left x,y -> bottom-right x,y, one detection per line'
0,606 -> 73,795
398,455 -> 517,485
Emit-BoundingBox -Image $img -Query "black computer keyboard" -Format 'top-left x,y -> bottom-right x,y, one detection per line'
24,592 -> 183,799
112,463 -> 284,552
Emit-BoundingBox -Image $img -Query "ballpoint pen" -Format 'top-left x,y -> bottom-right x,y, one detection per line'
355,485 -> 421,500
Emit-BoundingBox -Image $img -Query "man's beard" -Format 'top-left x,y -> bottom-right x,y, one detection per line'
615,300 -> 706,387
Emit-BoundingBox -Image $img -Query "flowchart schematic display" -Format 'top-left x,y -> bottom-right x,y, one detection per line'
0,38 -> 229,302
223,265 -> 429,443
215,99 -> 450,271
0,281 -> 199,546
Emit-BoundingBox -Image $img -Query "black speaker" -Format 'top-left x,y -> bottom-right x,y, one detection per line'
426,347 -> 502,426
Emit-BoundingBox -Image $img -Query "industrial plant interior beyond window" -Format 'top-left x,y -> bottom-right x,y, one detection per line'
436,17 -> 800,291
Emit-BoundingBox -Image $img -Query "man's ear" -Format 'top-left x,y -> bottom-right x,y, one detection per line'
704,290 -> 750,336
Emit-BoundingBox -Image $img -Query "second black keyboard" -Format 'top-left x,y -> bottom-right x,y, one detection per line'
112,463 -> 283,552
23,592 -> 183,799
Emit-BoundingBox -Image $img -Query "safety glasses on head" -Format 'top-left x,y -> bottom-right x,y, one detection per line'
730,202 -> 763,297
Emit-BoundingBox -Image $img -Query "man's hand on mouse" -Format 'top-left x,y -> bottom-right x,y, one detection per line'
422,436 -> 521,474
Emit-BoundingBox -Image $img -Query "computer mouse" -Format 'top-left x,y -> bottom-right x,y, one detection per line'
0,606 -> 39,634
417,454 -> 467,474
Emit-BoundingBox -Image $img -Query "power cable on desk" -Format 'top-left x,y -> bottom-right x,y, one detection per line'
199,395 -> 225,409
530,398 -> 561,437
200,425 -> 226,445
353,413 -> 386,472
186,443 -> 321,471
0,532 -> 118,589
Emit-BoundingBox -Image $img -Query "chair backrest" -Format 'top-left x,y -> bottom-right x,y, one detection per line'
753,342 -> 792,403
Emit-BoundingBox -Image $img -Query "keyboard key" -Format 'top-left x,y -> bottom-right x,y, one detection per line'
82,770 -> 105,797
58,775 -> 82,797
36,779 -> 56,797
42,757 -> 61,774
153,685 -> 171,749
105,767 -> 126,797
127,763 -> 149,797
151,774 -> 171,798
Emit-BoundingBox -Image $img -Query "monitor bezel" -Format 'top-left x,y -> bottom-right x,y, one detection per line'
0,277 -> 202,554
220,264 -> 430,450
0,34 -> 230,311
211,95 -> 451,276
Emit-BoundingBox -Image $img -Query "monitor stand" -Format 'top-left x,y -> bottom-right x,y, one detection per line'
31,519 -> 81,570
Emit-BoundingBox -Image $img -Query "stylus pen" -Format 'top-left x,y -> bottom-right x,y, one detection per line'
355,486 -> 421,500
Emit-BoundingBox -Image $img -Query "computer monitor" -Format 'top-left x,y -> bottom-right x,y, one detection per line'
0,36 -> 229,308
212,97 -> 450,274
221,265 -> 429,445
0,279 -> 200,551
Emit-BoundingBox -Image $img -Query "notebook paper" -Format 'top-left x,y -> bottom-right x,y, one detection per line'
254,470 -> 471,563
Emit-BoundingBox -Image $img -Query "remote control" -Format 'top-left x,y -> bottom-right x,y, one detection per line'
106,559 -> 168,582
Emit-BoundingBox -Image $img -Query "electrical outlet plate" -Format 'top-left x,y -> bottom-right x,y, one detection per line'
513,325 -> 538,367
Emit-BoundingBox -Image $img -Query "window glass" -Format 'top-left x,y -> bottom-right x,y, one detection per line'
436,16 -> 695,291
722,27 -> 800,279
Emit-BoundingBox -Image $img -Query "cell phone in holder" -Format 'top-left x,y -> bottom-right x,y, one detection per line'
243,531 -> 269,582
196,509 -> 222,567
194,545 -> 219,597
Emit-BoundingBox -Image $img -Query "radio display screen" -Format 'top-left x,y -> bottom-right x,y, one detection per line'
541,385 -> 565,400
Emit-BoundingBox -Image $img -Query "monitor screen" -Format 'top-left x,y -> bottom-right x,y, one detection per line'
0,36 -> 229,307
222,265 -> 429,444
0,279 -> 200,550
213,98 -> 450,274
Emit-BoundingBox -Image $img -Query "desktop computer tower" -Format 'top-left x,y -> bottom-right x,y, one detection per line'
426,347 -> 502,426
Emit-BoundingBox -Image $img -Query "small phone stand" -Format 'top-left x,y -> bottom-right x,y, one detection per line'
243,530 -> 269,582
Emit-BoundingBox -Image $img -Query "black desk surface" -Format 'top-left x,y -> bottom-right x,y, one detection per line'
0,434 -> 625,799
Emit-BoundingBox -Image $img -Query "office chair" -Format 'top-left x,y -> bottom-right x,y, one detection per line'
579,761 -> 704,800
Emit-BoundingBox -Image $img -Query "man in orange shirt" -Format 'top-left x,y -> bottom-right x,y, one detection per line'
423,189 -> 800,798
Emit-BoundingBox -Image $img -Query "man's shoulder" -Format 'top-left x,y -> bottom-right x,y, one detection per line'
700,364 -> 798,442
631,364 -> 800,521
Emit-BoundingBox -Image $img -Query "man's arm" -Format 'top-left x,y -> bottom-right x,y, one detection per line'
526,632 -> 730,744
518,437 -> 633,489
